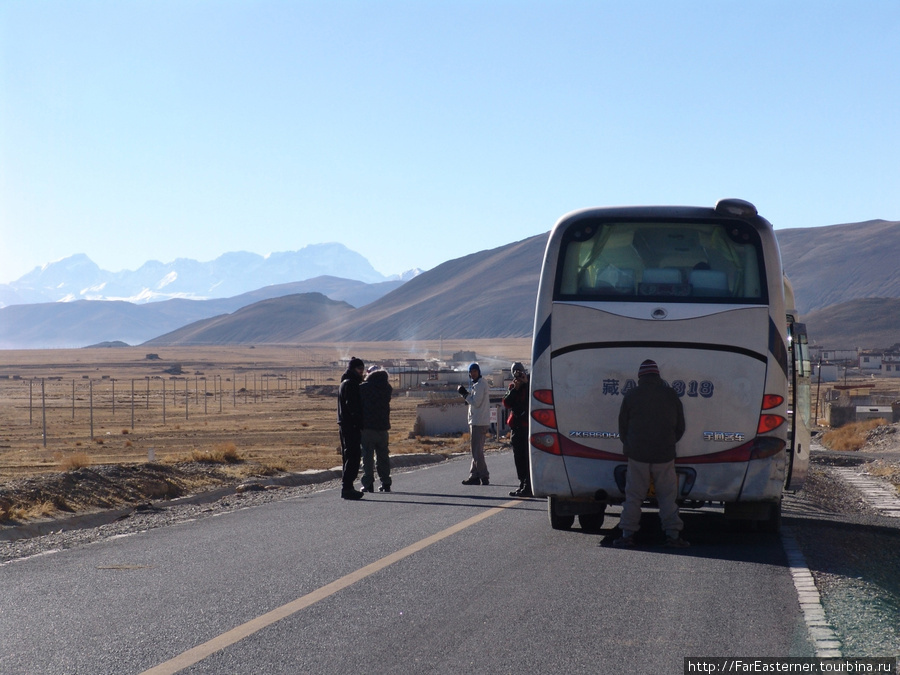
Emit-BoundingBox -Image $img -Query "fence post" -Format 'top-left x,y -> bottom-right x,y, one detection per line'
41,378 -> 47,447
89,379 -> 94,440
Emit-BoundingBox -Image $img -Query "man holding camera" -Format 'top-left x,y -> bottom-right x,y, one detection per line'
503,362 -> 531,497
458,362 -> 491,486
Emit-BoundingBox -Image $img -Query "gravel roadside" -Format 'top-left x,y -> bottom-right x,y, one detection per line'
786,445 -> 900,660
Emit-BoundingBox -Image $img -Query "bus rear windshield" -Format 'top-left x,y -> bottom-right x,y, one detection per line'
554,219 -> 768,303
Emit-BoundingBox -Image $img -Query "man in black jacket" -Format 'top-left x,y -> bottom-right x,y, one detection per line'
338,357 -> 366,500
503,362 -> 531,497
613,359 -> 688,548
359,366 -> 393,493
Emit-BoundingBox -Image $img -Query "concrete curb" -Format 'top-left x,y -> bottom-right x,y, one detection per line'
0,453 -> 452,543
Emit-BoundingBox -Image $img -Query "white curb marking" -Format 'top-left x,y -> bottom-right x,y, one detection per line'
831,467 -> 900,517
781,529 -> 842,657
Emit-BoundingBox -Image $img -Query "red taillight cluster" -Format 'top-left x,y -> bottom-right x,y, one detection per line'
531,432 -> 561,455
761,394 -> 784,410
531,408 -> 557,429
757,393 -> 785,434
531,389 -> 560,454
533,389 -> 554,405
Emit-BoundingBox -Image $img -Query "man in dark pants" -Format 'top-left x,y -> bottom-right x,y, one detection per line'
503,362 -> 531,497
613,359 -> 689,548
359,366 -> 393,493
338,357 -> 366,500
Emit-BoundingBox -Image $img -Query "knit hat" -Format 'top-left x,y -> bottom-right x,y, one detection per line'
349,357 -> 365,371
638,359 -> 660,377
367,365 -> 380,374
511,362 -> 526,376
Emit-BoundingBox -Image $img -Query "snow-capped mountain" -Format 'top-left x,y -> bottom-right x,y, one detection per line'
0,244 -> 420,308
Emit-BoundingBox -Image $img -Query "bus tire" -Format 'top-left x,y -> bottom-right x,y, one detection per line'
548,497 -> 575,530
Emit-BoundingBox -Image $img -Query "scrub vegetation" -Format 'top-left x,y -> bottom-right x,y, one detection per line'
0,341 -> 529,523
821,419 -> 890,452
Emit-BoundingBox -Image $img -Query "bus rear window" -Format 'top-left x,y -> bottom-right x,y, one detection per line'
554,220 -> 767,303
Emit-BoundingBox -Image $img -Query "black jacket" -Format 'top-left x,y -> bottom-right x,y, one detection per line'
359,370 -> 392,431
617,374 -> 685,463
337,368 -> 364,429
502,378 -> 529,430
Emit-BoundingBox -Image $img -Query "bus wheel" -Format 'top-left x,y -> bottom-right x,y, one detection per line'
760,501 -> 782,533
548,497 -> 574,530
578,510 -> 605,533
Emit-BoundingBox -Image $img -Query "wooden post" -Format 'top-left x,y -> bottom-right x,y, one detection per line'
41,379 -> 47,447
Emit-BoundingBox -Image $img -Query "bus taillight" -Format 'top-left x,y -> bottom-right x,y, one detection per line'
531,432 -> 561,455
761,394 -> 784,410
757,414 -> 786,434
532,408 -> 557,429
533,389 -> 554,405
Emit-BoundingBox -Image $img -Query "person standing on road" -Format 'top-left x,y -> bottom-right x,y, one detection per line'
613,359 -> 689,548
503,362 -> 531,497
459,362 -> 491,486
337,357 -> 366,500
359,365 -> 393,493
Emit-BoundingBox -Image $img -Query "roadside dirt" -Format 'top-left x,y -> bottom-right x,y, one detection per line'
0,460 -> 277,523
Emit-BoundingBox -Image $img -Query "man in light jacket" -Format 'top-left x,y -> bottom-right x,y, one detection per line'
459,362 -> 491,485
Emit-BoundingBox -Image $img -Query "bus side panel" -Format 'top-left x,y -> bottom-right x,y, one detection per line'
740,457 -> 786,501
530,451 -> 574,499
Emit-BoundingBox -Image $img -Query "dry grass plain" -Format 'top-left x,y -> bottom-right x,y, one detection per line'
0,340 -> 531,483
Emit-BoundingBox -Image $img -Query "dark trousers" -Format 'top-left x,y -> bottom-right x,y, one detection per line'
339,425 -> 362,490
510,425 -> 530,485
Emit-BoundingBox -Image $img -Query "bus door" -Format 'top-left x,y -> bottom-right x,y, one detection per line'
786,320 -> 811,489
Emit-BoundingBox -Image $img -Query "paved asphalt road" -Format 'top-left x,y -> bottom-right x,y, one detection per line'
1,453 -> 814,674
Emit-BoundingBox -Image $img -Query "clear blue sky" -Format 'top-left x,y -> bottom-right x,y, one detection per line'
1,1 -> 898,285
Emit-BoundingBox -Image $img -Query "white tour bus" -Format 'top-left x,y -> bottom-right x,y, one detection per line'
529,199 -> 811,533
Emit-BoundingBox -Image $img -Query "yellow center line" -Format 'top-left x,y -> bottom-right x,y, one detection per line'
140,498 -> 522,675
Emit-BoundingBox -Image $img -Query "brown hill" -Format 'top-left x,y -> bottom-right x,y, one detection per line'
144,293 -> 354,345
146,219 -> 900,348
801,298 -> 900,350
5,211 -> 900,350
295,234 -> 546,342
776,219 -> 900,314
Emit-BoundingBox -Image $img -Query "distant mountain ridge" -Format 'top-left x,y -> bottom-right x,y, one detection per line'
0,276 -> 404,349
0,243 -> 420,308
2,216 -> 900,350
149,235 -> 545,346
